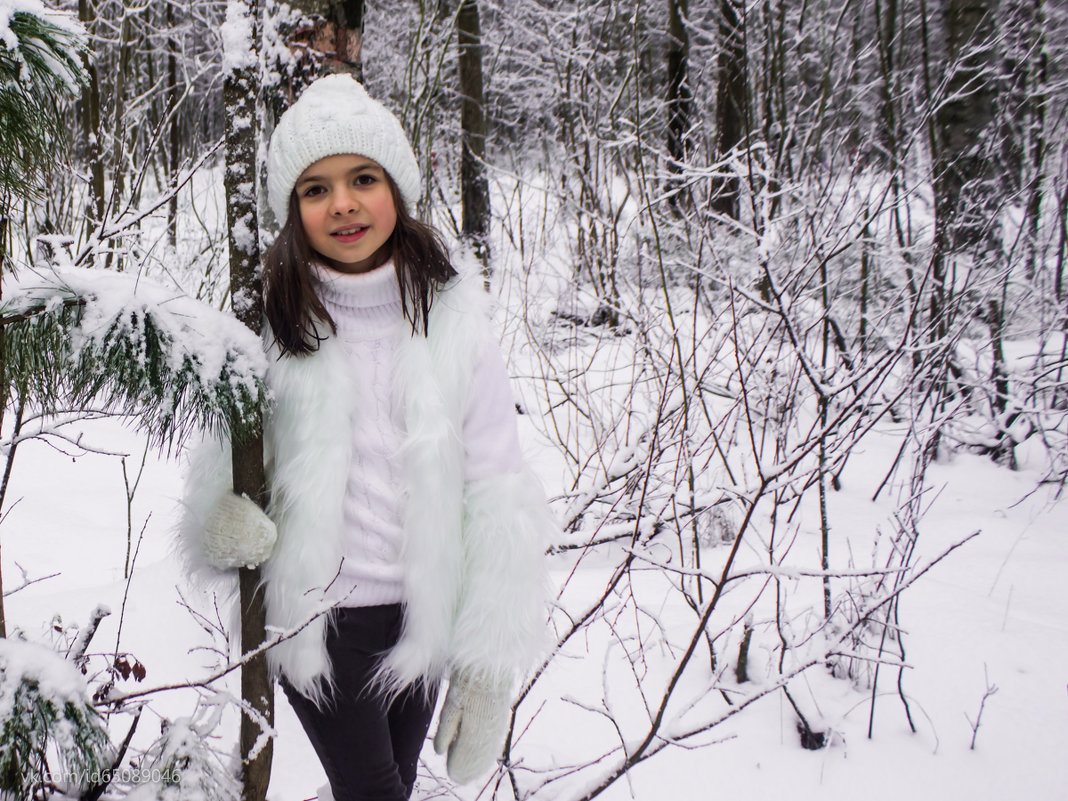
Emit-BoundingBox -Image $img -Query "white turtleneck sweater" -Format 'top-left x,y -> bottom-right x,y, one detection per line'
312,260 -> 524,608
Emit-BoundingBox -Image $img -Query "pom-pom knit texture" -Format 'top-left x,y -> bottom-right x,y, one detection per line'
266,74 -> 421,223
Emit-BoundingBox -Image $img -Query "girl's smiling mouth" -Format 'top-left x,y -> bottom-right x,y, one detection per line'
332,225 -> 368,242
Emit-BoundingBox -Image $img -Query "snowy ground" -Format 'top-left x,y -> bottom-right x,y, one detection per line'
1,411 -> 1065,800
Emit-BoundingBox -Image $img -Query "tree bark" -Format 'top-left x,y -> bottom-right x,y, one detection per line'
711,0 -> 746,219
286,0 -> 365,80
665,0 -> 693,208
79,0 -> 106,245
1022,0 -> 1047,281
457,0 -> 491,282
933,0 -> 999,257
223,2 -> 272,798
927,0 -> 999,350
167,0 -> 180,248
111,0 -> 133,209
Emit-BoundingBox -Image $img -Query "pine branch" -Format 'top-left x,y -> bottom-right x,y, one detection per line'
0,9 -> 88,198
0,267 -> 268,448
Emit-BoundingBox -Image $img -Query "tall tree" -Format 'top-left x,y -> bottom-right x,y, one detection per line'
932,0 -> 999,269
1020,0 -> 1048,281
457,0 -> 491,278
287,0 -> 366,80
78,0 -> 106,244
167,0 -> 181,247
665,0 -> 693,208
221,1 -> 272,798
711,0 -> 746,219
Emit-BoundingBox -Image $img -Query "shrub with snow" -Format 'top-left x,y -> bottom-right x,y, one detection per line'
0,637 -> 110,800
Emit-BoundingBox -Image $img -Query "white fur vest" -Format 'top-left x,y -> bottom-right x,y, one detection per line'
178,275 -> 551,703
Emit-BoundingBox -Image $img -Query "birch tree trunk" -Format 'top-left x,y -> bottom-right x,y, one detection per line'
222,1 -> 273,798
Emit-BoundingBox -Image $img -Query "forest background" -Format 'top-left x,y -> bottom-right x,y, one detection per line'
0,0 -> 1065,799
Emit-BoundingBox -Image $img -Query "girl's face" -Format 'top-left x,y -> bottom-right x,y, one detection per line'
295,153 -> 398,274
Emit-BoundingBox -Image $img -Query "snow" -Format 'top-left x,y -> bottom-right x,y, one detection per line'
229,214 -> 257,255
0,0 -> 84,44
0,0 -> 86,90
0,637 -> 94,719
220,0 -> 256,73
2,405 -> 1065,800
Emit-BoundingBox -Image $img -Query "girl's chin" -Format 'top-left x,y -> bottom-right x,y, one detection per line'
319,248 -> 391,275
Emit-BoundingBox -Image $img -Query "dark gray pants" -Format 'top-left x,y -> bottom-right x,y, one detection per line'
281,604 -> 439,801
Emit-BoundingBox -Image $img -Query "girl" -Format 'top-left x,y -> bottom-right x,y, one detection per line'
180,74 -> 551,801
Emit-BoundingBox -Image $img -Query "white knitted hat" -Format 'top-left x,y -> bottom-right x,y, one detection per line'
266,74 -> 421,224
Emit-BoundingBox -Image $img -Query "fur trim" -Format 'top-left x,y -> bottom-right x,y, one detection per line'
177,273 -> 553,706
173,437 -> 240,597
370,275 -> 484,695
259,334 -> 357,705
449,471 -> 553,683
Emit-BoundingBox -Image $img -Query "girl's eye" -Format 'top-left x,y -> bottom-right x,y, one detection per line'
302,185 -> 325,198
354,173 -> 376,186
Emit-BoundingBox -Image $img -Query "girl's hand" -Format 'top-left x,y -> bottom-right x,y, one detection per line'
433,669 -> 511,784
202,493 -> 277,569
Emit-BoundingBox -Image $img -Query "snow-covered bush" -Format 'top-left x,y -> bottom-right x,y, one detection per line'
0,638 -> 110,800
123,698 -> 240,801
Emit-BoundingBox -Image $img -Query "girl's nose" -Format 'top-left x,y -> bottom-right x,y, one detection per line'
332,188 -> 358,214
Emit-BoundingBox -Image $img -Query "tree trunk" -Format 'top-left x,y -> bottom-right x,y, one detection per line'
111,1 -> 133,208
927,0 -> 999,355
222,2 -> 272,798
933,0 -> 999,259
665,0 -> 693,209
79,0 -> 106,245
325,0 -> 365,79
457,0 -> 491,283
286,0 -> 365,80
167,0 -> 180,248
711,0 -> 746,219
106,0 -> 134,271
1022,0 -> 1048,281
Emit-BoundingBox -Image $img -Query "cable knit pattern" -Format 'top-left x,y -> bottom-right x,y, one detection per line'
313,261 -> 407,608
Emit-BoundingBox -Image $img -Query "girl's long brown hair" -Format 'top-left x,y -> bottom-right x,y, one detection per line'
263,176 -> 457,356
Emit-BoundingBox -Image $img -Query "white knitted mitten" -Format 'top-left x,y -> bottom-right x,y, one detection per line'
203,493 -> 277,569
433,669 -> 511,785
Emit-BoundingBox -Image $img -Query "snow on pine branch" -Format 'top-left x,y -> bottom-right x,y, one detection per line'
0,637 -> 110,799
0,0 -> 86,90
0,265 -> 268,446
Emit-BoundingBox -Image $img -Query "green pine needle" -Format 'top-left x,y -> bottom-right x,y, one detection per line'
0,640 -> 111,799
1,266 -> 268,448
0,8 -> 88,198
